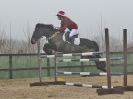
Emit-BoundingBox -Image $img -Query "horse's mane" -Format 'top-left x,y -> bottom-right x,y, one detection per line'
36,23 -> 55,30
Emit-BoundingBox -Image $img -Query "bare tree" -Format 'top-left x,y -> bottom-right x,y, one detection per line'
23,21 -> 37,53
0,26 -> 9,54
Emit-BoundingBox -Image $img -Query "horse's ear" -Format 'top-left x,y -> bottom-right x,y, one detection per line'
36,23 -> 39,28
36,23 -> 44,28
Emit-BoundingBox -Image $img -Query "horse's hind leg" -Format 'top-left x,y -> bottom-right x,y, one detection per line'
83,55 -> 106,72
95,61 -> 106,72
94,54 -> 106,72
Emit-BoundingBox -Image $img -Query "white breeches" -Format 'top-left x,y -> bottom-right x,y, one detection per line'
69,29 -> 78,38
64,28 -> 80,45
64,28 -> 78,37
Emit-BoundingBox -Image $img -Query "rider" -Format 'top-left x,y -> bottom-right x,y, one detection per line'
56,11 -> 79,45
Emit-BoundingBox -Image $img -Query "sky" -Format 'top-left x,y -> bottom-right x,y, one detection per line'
0,0 -> 133,42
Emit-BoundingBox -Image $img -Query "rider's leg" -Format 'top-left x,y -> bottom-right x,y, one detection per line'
70,36 -> 75,45
65,31 -> 70,42
69,29 -> 78,37
63,28 -> 70,42
69,29 -> 78,44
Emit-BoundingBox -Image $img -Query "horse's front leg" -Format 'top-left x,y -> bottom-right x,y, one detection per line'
43,43 -> 57,55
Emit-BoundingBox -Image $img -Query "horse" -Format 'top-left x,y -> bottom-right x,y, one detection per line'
31,23 -> 106,72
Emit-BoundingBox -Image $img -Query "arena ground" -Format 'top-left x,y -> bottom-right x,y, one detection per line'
0,75 -> 133,99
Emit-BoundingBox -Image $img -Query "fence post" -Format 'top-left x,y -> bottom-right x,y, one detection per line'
54,52 -> 57,82
47,58 -> 51,76
9,54 -> 13,79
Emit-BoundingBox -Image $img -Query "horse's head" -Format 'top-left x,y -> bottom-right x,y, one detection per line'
31,23 -> 56,44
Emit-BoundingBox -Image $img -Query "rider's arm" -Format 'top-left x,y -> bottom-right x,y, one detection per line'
58,25 -> 67,33
58,18 -> 70,33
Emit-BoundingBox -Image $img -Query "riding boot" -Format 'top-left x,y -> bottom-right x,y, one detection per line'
65,31 -> 70,42
70,37 -> 74,45
70,37 -> 75,52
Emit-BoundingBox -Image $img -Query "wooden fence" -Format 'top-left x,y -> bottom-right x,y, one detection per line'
0,52 -> 133,79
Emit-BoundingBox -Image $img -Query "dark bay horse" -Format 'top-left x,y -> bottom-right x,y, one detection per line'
31,23 -> 106,72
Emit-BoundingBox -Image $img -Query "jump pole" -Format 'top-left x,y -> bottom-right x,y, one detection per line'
123,29 -> 133,91
37,40 -> 42,82
30,40 -> 46,86
96,28 -> 124,95
30,42 -> 65,86
123,29 -> 127,87
115,29 -> 133,91
105,28 -> 111,89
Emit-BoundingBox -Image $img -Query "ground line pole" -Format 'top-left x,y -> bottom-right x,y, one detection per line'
105,28 -> 111,89
123,29 -> 127,87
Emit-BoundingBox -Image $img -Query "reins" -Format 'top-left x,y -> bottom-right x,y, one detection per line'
48,31 -> 60,40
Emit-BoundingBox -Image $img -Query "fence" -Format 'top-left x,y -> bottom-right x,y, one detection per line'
0,52 -> 133,79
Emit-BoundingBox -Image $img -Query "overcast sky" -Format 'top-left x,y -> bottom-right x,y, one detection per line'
0,0 -> 133,42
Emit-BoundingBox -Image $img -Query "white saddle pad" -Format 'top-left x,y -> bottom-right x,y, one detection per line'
74,38 -> 80,45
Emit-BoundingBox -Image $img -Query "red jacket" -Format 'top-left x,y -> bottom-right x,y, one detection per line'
58,16 -> 78,33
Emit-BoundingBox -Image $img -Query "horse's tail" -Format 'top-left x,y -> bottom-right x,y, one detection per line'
92,41 -> 107,72
92,41 -> 99,51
